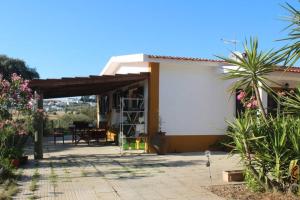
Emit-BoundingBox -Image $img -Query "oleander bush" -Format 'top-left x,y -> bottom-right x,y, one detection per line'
0,73 -> 34,178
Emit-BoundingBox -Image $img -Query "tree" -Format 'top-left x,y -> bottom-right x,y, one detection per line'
80,95 -> 96,103
80,96 -> 91,103
0,55 -> 39,80
217,38 -> 284,121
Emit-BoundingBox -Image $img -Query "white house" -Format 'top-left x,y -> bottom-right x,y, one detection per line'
97,53 -> 300,153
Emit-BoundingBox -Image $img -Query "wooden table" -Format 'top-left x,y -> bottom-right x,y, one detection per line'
71,127 -> 107,145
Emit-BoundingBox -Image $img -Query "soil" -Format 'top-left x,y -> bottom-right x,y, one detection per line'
206,184 -> 300,200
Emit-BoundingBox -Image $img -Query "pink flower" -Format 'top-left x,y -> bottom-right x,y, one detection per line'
27,102 -> 33,109
237,90 -> 246,101
246,102 -> 252,108
278,91 -> 286,97
245,98 -> 258,109
20,84 -> 31,93
11,73 -> 21,81
251,100 -> 258,109
2,80 -> 10,89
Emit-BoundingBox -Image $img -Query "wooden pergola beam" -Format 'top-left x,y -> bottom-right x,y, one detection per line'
30,73 -> 149,89
41,80 -> 139,98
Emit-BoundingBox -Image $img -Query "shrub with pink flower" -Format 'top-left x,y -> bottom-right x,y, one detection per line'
237,90 -> 258,110
0,73 -> 33,117
0,73 -> 35,168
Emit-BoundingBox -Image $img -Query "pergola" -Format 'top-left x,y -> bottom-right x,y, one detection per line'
29,73 -> 149,159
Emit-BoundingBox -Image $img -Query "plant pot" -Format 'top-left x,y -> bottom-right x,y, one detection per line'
11,159 -> 20,168
223,170 -> 244,182
20,155 -> 28,165
158,132 -> 168,155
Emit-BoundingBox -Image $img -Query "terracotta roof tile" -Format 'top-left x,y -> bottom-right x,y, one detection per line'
275,67 -> 300,73
147,54 -> 300,74
147,54 -> 225,63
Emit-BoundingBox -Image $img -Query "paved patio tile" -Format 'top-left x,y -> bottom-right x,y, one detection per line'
14,136 -> 239,199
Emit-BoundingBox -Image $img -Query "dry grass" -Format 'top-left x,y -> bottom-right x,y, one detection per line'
47,111 -> 65,120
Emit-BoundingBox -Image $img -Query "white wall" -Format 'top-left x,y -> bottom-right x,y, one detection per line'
159,62 -> 235,135
115,63 -> 149,75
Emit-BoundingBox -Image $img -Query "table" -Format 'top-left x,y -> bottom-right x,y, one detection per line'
69,127 -> 107,145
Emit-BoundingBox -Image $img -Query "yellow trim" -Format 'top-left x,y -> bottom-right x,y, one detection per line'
165,135 -> 225,153
147,62 -> 160,153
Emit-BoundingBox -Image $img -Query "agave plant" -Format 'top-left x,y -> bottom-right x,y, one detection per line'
217,38 -> 283,121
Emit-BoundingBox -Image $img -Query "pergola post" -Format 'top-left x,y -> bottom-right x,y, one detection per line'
96,95 -> 100,128
34,91 -> 43,160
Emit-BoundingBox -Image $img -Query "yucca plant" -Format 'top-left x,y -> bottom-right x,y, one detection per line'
227,112 -> 300,192
217,37 -> 283,122
227,112 -> 273,191
281,88 -> 300,115
279,2 -> 300,66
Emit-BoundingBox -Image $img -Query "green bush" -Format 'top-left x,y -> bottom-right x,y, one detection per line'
227,112 -> 300,192
244,168 -> 263,192
0,158 -> 15,183
48,107 -> 96,130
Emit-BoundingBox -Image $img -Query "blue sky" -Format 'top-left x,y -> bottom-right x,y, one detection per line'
0,0 -> 294,78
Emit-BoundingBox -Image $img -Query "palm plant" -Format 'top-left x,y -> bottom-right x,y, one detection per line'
217,38 -> 283,121
279,2 -> 300,66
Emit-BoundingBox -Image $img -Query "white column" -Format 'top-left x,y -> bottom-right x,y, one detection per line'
258,87 -> 268,114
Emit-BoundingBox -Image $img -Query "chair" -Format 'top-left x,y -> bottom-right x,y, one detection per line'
53,128 -> 65,145
73,121 -> 90,145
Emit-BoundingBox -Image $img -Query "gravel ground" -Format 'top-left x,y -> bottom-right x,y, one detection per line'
207,184 -> 300,200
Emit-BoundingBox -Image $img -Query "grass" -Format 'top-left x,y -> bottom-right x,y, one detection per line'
29,180 -> 38,192
81,169 -> 88,177
28,164 -> 40,200
27,195 -> 39,200
29,169 -> 40,192
63,168 -> 70,174
49,162 -> 58,196
63,168 -> 72,182
0,168 -> 23,200
0,179 -> 19,200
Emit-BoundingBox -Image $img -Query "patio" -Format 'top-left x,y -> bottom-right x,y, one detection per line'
15,136 -> 240,200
